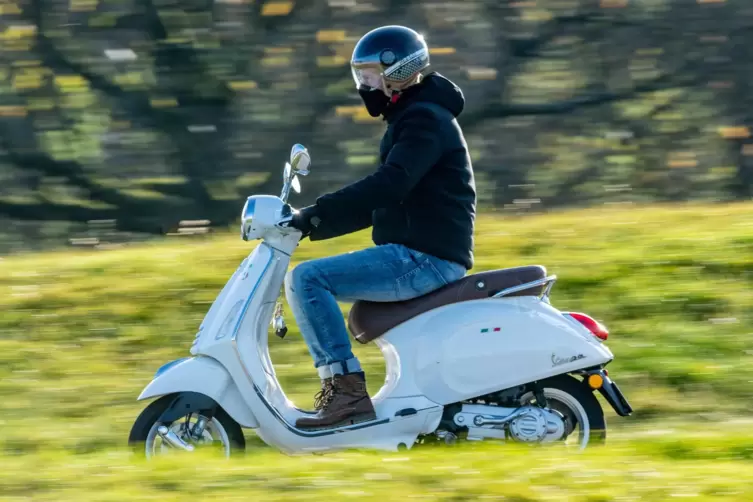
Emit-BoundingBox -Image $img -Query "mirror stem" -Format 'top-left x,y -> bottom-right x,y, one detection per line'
280,180 -> 292,203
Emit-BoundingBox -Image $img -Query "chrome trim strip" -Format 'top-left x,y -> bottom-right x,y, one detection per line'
491,275 -> 558,300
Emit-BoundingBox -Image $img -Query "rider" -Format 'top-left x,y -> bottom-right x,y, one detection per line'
286,25 -> 476,430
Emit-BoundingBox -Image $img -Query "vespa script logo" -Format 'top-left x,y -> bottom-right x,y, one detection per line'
551,353 -> 586,367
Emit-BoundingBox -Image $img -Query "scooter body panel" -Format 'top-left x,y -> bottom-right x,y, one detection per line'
379,297 -> 613,405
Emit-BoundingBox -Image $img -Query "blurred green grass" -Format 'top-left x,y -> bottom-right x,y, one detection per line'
0,203 -> 752,500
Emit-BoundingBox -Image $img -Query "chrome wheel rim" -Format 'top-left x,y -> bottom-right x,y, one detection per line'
145,414 -> 231,458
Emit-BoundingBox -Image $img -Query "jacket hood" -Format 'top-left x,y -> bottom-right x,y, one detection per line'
386,72 -> 465,120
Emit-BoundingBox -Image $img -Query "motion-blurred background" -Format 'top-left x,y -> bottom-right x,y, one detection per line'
0,0 -> 751,251
1,1 -> 752,500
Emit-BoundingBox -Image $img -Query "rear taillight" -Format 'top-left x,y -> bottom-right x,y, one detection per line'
565,312 -> 609,341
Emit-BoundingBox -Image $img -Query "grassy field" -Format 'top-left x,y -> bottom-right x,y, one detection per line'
0,202 -> 752,501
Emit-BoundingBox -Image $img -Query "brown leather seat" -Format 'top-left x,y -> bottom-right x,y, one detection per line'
347,265 -> 547,344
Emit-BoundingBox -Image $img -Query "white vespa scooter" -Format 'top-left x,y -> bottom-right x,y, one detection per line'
129,144 -> 632,458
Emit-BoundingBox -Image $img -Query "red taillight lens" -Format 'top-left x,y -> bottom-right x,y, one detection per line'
565,312 -> 609,341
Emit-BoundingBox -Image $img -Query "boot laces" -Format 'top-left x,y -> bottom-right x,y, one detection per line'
314,381 -> 334,410
318,379 -> 341,411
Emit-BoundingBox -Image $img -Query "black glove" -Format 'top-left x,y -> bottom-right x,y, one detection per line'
290,205 -> 321,237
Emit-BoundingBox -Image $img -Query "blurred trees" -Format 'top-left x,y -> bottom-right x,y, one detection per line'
0,0 -> 751,250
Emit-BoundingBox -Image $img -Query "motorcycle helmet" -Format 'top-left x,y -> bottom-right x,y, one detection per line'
351,25 -> 430,116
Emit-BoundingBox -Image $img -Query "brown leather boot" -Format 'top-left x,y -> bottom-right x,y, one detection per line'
296,372 -> 376,430
313,378 -> 333,411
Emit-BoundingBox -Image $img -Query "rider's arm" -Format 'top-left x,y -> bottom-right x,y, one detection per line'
314,108 -> 442,219
308,208 -> 372,241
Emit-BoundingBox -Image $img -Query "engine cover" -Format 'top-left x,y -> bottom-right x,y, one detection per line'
509,407 -> 565,443
451,403 -> 567,443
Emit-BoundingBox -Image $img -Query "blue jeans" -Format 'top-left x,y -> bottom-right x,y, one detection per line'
285,244 -> 466,379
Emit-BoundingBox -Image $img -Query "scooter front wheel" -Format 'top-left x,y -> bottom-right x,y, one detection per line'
129,394 -> 246,458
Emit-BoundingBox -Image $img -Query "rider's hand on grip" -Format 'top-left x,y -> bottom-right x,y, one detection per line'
289,205 -> 321,238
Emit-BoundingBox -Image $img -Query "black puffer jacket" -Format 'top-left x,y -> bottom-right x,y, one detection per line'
310,72 -> 477,270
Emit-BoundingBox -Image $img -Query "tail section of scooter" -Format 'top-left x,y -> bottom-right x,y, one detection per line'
129,144 -> 633,458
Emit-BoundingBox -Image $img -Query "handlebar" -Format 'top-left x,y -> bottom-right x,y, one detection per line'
275,204 -> 297,231
276,215 -> 294,229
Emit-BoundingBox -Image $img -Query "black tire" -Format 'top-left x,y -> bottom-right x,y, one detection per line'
128,393 -> 246,457
537,374 -> 607,446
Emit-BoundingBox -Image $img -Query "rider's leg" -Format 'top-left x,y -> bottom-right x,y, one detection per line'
285,243 -> 465,428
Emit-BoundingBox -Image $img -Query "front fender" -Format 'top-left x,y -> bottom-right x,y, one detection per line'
138,356 -> 258,428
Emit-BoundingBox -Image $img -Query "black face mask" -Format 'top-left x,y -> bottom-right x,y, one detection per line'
358,87 -> 390,117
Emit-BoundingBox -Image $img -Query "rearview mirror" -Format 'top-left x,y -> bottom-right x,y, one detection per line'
290,144 -> 310,176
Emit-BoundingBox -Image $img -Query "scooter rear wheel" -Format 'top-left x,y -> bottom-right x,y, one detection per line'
129,394 -> 246,458
519,375 -> 607,449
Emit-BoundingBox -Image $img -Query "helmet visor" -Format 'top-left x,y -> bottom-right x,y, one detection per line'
351,66 -> 383,90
